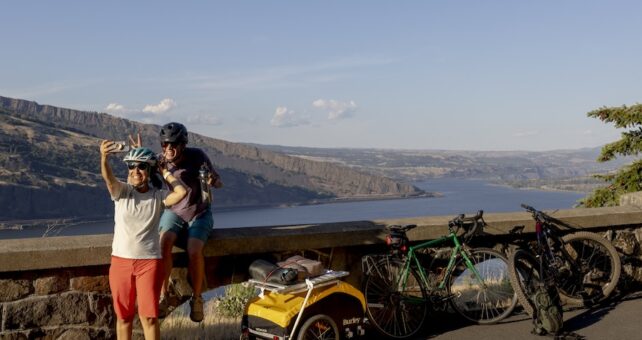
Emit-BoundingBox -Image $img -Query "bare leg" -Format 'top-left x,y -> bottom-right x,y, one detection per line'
116,318 -> 133,340
187,237 -> 206,297
160,231 -> 178,297
139,316 -> 160,340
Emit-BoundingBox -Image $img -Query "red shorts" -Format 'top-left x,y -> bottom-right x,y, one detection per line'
109,256 -> 164,319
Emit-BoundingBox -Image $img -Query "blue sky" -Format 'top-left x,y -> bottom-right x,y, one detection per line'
1,1 -> 641,151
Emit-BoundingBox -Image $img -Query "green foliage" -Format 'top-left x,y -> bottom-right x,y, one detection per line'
581,104 -> 642,207
216,283 -> 257,318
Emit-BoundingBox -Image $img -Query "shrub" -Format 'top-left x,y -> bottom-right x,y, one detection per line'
217,283 -> 258,318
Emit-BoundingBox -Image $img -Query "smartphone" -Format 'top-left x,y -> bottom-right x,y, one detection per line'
111,141 -> 130,153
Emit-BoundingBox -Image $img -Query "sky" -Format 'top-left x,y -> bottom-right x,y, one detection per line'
1,1 -> 641,151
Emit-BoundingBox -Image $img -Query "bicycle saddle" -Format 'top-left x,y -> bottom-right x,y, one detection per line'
387,224 -> 417,233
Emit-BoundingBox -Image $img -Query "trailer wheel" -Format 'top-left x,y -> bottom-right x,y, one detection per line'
297,314 -> 339,340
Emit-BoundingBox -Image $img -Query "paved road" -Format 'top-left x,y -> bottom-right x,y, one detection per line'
404,292 -> 642,340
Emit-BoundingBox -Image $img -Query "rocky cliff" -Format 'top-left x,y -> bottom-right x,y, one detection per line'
0,96 -> 423,220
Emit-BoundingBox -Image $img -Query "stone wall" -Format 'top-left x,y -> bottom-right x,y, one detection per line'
0,266 -> 115,339
1,206 -> 642,339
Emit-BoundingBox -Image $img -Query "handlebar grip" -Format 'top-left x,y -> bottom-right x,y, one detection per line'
448,214 -> 464,228
450,212 -> 486,225
521,203 -> 535,212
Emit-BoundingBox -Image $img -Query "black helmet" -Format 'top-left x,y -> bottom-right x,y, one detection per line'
159,122 -> 188,144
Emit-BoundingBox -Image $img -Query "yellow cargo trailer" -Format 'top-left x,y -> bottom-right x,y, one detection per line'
241,271 -> 367,340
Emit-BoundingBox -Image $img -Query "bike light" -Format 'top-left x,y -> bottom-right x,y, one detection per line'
536,221 -> 543,233
386,235 -> 392,246
401,245 -> 407,253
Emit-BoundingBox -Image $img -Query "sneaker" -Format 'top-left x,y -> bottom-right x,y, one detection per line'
189,295 -> 204,322
158,296 -> 169,319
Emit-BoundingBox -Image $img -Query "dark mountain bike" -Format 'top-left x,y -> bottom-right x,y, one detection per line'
361,211 -> 517,339
508,204 -> 621,317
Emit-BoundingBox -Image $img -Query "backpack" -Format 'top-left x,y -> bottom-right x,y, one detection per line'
531,285 -> 563,336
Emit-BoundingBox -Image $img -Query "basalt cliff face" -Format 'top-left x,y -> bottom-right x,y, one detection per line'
0,96 -> 423,220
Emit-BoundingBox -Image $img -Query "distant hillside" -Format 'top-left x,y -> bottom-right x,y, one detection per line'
0,96 -> 424,220
255,144 -> 632,190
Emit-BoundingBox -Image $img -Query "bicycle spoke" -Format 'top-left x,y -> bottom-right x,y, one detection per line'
448,248 -> 516,324
364,257 -> 428,338
558,232 -> 620,304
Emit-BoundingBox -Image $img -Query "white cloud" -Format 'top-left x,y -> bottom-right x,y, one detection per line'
142,98 -> 177,114
105,103 -> 126,113
103,99 -> 177,123
271,106 -> 309,127
312,99 -> 357,120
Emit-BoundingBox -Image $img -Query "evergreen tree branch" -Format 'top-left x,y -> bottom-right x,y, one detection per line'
598,129 -> 642,161
581,160 -> 642,207
587,104 -> 642,128
583,102 -> 642,207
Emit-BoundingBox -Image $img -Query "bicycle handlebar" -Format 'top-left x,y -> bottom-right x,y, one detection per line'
448,210 -> 485,241
520,203 -> 535,212
520,203 -> 552,223
449,210 -> 483,226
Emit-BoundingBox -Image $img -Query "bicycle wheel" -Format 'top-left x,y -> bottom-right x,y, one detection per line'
363,256 -> 428,339
448,248 -> 517,324
507,249 -> 542,317
297,314 -> 339,340
557,231 -> 621,306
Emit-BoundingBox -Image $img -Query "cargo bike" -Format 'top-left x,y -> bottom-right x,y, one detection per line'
241,270 -> 367,340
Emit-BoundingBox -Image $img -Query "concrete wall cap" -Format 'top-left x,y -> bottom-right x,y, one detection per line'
1,206 -> 641,272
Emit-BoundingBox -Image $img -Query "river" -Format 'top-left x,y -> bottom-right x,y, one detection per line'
0,178 -> 586,239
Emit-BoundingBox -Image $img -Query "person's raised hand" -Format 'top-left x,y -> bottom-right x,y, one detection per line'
128,132 -> 142,149
100,140 -> 115,157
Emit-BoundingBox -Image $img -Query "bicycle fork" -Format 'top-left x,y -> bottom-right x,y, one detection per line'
449,237 -> 489,291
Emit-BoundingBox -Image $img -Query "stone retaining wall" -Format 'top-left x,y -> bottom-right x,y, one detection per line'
1,206 -> 642,339
0,266 -> 114,339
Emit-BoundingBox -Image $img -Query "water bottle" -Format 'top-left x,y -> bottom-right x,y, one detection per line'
199,163 -> 211,204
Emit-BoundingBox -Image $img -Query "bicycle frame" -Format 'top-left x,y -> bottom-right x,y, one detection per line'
524,205 -> 594,289
395,230 -> 486,297
535,221 -> 578,282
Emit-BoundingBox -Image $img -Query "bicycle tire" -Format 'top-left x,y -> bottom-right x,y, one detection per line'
363,256 -> 428,339
557,231 -> 621,306
507,249 -> 542,317
448,248 -> 518,324
297,314 -> 339,340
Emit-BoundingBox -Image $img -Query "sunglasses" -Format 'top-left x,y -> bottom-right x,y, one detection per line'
126,162 -> 150,171
161,141 -> 182,149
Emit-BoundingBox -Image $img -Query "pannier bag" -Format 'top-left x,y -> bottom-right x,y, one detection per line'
277,255 -> 324,277
249,259 -> 298,285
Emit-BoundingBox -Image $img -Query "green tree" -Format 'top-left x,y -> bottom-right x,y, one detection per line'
581,104 -> 642,207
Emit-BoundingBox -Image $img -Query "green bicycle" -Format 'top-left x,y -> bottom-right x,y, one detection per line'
361,211 -> 517,339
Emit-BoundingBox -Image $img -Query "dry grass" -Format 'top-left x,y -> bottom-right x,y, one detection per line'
161,299 -> 242,340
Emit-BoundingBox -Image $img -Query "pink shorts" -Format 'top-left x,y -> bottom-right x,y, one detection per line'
109,256 -> 164,319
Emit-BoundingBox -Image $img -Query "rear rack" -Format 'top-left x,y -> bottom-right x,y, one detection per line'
248,270 -> 349,295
